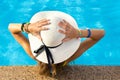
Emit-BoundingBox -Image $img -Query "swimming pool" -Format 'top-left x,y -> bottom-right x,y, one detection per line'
0,0 -> 120,66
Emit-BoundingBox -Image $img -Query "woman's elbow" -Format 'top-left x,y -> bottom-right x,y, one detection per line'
8,23 -> 21,34
100,29 -> 105,38
8,23 -> 13,32
91,29 -> 105,41
97,29 -> 105,40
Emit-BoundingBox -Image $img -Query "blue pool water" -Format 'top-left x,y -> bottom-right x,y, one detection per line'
0,0 -> 120,66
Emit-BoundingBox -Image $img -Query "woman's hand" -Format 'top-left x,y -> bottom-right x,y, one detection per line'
28,19 -> 50,40
58,20 -> 79,42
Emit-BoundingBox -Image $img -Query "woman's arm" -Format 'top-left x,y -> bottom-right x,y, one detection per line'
58,20 -> 105,64
8,19 -> 50,59
8,23 -> 35,58
66,29 -> 105,63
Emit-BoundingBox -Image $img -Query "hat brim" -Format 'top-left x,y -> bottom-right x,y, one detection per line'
28,11 -> 80,64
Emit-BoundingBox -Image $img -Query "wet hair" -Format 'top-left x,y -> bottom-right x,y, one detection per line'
37,61 -> 65,77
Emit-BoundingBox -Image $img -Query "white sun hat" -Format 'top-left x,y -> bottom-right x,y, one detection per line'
28,11 -> 80,64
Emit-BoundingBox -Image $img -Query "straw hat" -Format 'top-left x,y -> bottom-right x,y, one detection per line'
28,11 -> 80,64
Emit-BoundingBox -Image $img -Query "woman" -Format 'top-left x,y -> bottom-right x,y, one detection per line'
8,16 -> 105,77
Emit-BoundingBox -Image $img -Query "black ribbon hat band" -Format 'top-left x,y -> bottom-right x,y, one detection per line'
34,42 -> 62,74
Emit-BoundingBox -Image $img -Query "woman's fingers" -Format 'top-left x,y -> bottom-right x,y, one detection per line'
39,20 -> 51,27
36,19 -> 51,30
59,29 -> 72,42
58,21 -> 67,29
39,19 -> 50,24
63,19 -> 72,27
58,19 -> 79,42
40,27 -> 49,31
37,19 -> 50,23
38,21 -> 51,31
58,29 -> 66,34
